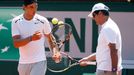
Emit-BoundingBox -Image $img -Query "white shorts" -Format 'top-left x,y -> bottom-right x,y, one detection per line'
18,60 -> 47,75
96,69 -> 122,75
96,70 -> 116,75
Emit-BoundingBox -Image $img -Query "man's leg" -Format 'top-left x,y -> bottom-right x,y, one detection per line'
30,60 -> 47,75
96,70 -> 106,75
18,64 -> 31,75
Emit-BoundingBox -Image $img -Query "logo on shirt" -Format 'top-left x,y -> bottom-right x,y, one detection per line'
34,22 -> 39,24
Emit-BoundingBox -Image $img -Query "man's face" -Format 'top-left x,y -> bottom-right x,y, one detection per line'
23,3 -> 38,17
92,11 -> 104,25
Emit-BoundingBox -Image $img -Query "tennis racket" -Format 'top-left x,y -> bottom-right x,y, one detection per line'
51,23 -> 72,50
47,20 -> 95,72
49,22 -> 72,62
47,52 -> 96,73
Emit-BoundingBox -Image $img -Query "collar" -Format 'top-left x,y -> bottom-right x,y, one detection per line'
101,17 -> 111,28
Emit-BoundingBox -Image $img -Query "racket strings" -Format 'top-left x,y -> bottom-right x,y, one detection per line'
47,55 -> 71,70
47,58 -> 78,72
52,24 -> 72,41
52,24 -> 72,51
60,52 -> 79,64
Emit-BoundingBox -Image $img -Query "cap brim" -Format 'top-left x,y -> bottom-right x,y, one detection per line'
88,11 -> 93,18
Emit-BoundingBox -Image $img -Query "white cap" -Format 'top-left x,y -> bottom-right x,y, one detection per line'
88,3 -> 109,17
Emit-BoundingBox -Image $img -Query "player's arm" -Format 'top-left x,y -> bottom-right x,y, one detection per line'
84,53 -> 96,61
45,33 -> 61,63
79,53 -> 96,66
102,29 -> 118,71
45,33 -> 59,53
109,43 -> 118,72
45,33 -> 61,59
79,53 -> 96,62
12,31 -> 42,48
12,35 -> 32,48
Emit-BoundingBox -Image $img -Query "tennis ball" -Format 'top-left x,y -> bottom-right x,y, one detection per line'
52,18 -> 58,25
58,21 -> 64,25
127,0 -> 131,2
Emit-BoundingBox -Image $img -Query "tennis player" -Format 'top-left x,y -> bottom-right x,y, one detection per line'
11,0 -> 61,75
79,3 -> 122,75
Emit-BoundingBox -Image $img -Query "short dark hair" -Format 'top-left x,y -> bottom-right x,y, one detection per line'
23,0 -> 37,6
93,10 -> 109,17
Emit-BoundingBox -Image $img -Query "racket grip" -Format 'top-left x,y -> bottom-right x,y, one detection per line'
55,59 -> 61,63
53,47 -> 59,53
53,47 -> 61,63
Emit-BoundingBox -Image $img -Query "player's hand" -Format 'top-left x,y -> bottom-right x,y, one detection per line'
79,61 -> 91,66
79,57 -> 88,62
52,47 -> 62,63
79,58 -> 89,66
31,31 -> 42,41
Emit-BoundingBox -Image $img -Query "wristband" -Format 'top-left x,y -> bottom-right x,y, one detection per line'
112,68 -> 117,72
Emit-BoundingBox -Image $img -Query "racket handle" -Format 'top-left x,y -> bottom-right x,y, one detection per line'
53,47 -> 61,63
55,59 -> 61,63
53,47 -> 59,53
